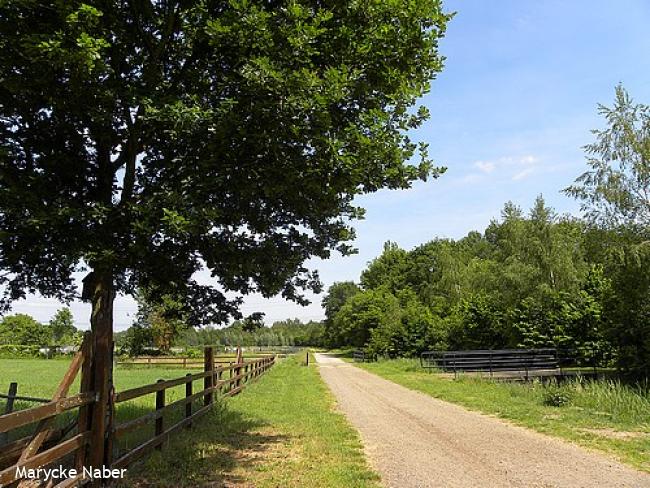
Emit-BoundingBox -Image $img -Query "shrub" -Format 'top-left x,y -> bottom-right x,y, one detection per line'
542,387 -> 572,407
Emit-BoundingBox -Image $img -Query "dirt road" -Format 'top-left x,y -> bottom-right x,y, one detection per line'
315,353 -> 649,488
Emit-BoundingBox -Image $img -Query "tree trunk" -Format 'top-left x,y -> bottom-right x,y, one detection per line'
87,270 -> 115,476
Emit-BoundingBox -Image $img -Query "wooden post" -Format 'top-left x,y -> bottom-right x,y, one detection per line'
104,342 -> 115,468
155,380 -> 165,450
2,382 -> 16,414
217,368 -> 223,394
228,361 -> 233,393
204,347 -> 214,406
306,352 -> 309,366
235,347 -> 243,388
185,373 -> 192,429
0,382 -> 17,446
76,332 -> 93,472
87,270 -> 115,478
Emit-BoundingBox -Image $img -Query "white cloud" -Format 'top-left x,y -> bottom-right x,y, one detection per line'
470,154 -> 540,181
474,161 -> 496,173
512,168 -> 535,181
519,155 -> 538,165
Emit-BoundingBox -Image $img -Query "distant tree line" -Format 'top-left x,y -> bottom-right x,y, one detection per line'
115,317 -> 325,356
324,87 -> 650,378
0,308 -> 82,351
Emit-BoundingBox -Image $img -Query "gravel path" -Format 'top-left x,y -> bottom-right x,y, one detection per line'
315,353 -> 650,488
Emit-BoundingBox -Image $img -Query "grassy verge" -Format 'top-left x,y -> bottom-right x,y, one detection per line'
121,354 -> 380,487
354,358 -> 650,472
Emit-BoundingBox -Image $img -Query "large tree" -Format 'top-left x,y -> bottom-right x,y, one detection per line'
0,2 -> 450,337
1,3 -> 450,464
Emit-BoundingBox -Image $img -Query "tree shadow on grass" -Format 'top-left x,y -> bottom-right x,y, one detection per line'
118,400 -> 289,487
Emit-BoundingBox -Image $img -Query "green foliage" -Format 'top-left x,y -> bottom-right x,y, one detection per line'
241,312 -> 265,333
448,294 -> 508,350
116,325 -> 155,357
0,1 -> 451,328
0,344 -> 43,358
140,318 -> 327,350
367,288 -> 446,357
565,85 -> 650,227
48,308 -> 79,343
601,241 -> 650,377
542,387 -> 572,407
327,190 -> 650,376
322,281 -> 361,347
132,289 -> 186,353
333,288 -> 401,348
360,242 -> 411,293
0,314 -> 50,345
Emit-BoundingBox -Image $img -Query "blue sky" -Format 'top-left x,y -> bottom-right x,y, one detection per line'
13,0 -> 650,330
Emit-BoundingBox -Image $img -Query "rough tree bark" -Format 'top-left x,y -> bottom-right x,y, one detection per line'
87,270 -> 115,477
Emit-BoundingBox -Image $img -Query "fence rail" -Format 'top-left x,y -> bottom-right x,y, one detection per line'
0,341 -> 276,487
110,352 -> 274,471
117,354 -> 276,368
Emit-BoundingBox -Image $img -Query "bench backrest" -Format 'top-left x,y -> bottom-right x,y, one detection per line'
353,350 -> 377,362
421,349 -> 558,372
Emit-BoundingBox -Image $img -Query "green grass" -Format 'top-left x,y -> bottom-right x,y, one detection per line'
122,354 -> 380,487
0,358 -> 208,447
353,358 -> 650,472
1,356 -> 379,487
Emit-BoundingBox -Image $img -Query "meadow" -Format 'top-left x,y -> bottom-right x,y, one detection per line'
1,355 -> 380,487
352,357 -> 650,472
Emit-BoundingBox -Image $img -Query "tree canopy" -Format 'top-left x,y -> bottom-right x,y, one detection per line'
0,1 -> 451,332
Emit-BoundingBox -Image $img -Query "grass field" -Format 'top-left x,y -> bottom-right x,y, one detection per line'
1,357 -> 208,448
1,355 -> 379,487
352,357 -> 650,472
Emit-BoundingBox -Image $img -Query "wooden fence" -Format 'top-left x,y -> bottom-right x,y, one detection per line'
0,338 -> 275,487
117,354 -> 275,368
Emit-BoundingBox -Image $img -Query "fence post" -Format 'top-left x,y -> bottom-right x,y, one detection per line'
0,382 -> 17,446
204,347 -> 214,406
235,347 -> 243,389
88,338 -> 112,481
104,342 -> 115,468
155,380 -> 165,450
228,361 -> 233,393
73,333 -> 93,472
306,352 -> 309,366
185,373 -> 192,429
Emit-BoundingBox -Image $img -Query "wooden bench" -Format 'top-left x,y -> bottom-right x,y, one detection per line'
353,350 -> 377,363
420,349 -> 559,379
